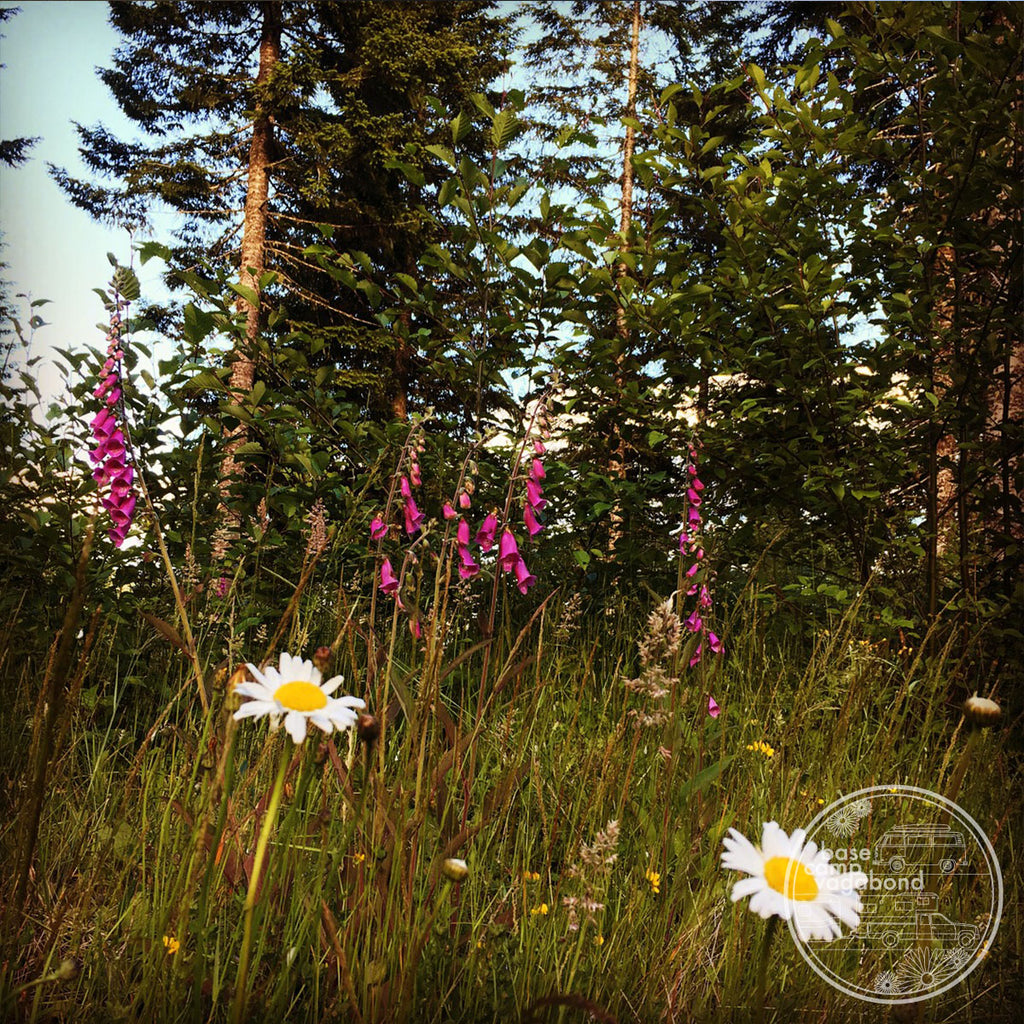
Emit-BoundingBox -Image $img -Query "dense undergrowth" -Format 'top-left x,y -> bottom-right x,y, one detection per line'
1,565 -> 1019,1023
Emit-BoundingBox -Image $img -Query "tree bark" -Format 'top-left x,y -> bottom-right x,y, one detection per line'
218,0 -> 281,533
607,0 -> 641,556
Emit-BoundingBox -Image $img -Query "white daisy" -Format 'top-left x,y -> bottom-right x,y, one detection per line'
233,651 -> 365,745
721,821 -> 868,942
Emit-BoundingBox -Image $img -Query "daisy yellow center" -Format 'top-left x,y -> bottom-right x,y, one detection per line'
274,679 -> 327,712
764,856 -> 819,901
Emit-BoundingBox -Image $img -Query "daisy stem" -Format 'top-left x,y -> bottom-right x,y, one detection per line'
756,915 -> 779,1016
231,741 -> 289,1024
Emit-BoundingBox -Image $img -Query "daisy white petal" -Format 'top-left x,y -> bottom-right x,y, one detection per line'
233,681 -> 275,701
233,700 -> 276,720
284,710 -> 308,745
333,695 -> 366,710
308,711 -> 334,734
321,674 -> 345,696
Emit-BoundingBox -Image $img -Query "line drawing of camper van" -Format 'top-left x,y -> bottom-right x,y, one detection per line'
874,824 -> 966,874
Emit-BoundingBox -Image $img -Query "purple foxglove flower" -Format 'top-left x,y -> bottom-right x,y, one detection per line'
523,504 -> 543,536
442,501 -> 457,520
457,518 -> 471,546
105,387 -> 122,407
688,643 -> 703,668
475,512 -> 498,551
687,506 -> 701,526
686,563 -> 700,578
708,631 -> 724,654
497,530 -> 519,572
403,496 -> 425,535
678,530 -> 689,552
379,559 -> 400,595
514,556 -> 537,595
459,491 -> 472,509
410,617 -> 422,639
699,585 -> 712,609
525,479 -> 547,511
691,475 -> 704,491
533,439 -> 546,455
400,476 -> 412,499
687,487 -> 701,506
708,695 -> 720,718
410,462 -> 422,486
370,515 -> 388,540
685,610 -> 703,633
530,458 -> 545,481
694,548 -> 704,561
457,545 -> 480,578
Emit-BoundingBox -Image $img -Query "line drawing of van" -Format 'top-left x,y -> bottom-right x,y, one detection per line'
873,824 -> 967,874
859,911 -> 979,949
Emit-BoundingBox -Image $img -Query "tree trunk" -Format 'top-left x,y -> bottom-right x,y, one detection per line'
607,0 -> 641,556
217,0 -> 281,535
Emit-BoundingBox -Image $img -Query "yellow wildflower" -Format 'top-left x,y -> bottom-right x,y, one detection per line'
530,902 -> 549,916
745,740 -> 775,758
645,868 -> 661,894
162,935 -> 180,956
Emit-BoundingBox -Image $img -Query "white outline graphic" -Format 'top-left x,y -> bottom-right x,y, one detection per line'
788,786 -> 1002,1004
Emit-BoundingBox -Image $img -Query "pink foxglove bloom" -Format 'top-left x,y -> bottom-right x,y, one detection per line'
699,585 -> 712,608
403,496 -> 425,535
457,518 -> 471,546
525,478 -> 547,511
533,439 -> 546,455
523,504 -> 543,537
530,458 -> 545,481
688,506 -> 701,527
410,617 -> 422,639
687,487 -> 702,506
708,695 -> 720,718
689,643 -> 703,668
513,556 -> 537,595
442,501 -> 457,520
400,475 -> 412,499
685,610 -> 703,633
459,491 -> 472,509
457,546 -> 480,579
475,512 -> 498,551
685,562 -> 700,578
708,631 -> 724,654
691,474 -> 704,490
379,559 -> 400,595
410,462 -> 422,486
497,530 -> 519,572
370,515 -> 388,540
678,530 -> 689,552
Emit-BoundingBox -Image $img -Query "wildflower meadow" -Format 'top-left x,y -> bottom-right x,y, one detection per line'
1,3 -> 1021,1022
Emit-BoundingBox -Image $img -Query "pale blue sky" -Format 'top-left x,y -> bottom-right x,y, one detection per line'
0,1 -> 170,408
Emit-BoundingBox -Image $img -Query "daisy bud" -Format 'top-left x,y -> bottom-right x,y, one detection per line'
962,695 -> 1001,727
357,713 -> 380,748
442,857 -> 469,882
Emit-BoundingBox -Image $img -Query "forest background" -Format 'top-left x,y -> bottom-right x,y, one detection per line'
0,2 -> 1021,1022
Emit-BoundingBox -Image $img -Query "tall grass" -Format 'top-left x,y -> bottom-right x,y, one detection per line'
1,566 -> 1020,1023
